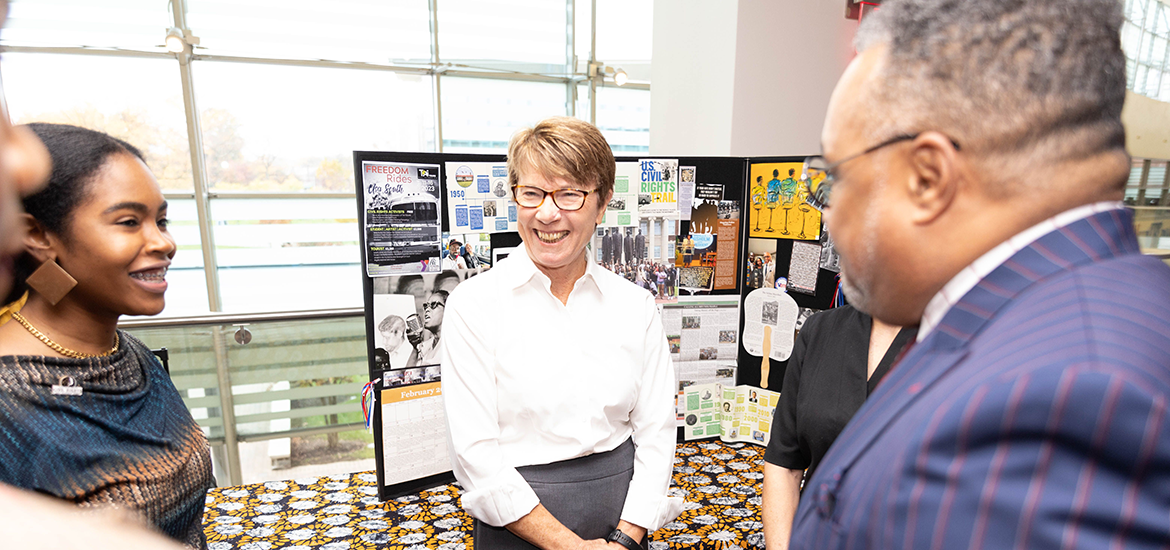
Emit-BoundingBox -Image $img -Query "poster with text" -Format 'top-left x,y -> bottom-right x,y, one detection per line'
361,161 -> 442,277
748,162 -> 821,240
444,162 -> 517,234
687,185 -> 739,291
678,166 -> 696,221
601,161 -> 640,227
788,241 -> 821,295
663,297 -> 741,424
637,158 -> 679,218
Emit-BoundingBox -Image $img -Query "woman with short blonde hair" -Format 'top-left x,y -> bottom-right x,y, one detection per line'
444,117 -> 681,549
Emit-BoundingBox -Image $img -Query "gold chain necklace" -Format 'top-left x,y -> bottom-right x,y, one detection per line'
10,312 -> 119,359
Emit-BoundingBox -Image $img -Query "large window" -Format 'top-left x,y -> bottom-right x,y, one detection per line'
1123,0 -> 1170,101
1128,158 -> 1170,206
441,78 -> 568,153
595,86 -> 650,153
438,0 -> 568,68
2,53 -> 193,191
1,0 -> 652,316
5,0 -> 172,51
186,0 -> 432,63
193,61 -> 436,191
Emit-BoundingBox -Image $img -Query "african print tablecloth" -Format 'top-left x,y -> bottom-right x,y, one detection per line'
203,440 -> 767,550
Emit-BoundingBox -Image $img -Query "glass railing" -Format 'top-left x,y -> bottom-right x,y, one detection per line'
120,308 -> 371,486
1133,206 -> 1170,249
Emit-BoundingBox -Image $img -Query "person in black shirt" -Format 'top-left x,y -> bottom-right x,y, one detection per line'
760,304 -> 916,549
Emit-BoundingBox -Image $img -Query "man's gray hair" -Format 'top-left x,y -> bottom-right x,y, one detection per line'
855,0 -> 1127,178
379,314 -> 405,333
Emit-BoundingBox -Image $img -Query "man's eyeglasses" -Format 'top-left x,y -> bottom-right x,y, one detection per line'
422,301 -> 445,311
800,132 -> 960,211
512,185 -> 594,211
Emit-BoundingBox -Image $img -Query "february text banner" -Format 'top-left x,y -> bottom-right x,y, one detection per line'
382,381 -> 442,404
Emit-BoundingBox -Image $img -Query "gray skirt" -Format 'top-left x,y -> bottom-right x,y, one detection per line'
473,438 -> 638,549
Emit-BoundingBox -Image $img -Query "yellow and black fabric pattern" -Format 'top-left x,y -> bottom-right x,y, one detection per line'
0,331 -> 216,548
203,440 -> 766,549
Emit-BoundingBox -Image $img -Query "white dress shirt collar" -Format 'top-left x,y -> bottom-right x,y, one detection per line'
917,201 -> 1125,342
499,243 -> 618,297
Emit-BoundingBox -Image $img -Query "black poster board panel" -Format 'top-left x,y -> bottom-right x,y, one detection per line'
490,232 -> 523,262
632,156 -> 744,442
354,151 -> 504,501
735,156 -> 834,391
615,156 -> 748,296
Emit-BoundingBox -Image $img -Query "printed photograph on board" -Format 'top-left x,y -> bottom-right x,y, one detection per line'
748,162 -> 821,240
745,238 -> 779,290
595,224 -> 679,304
371,269 -> 483,368
438,232 -> 491,271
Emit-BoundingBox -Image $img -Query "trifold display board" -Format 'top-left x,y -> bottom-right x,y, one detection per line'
354,151 -> 842,500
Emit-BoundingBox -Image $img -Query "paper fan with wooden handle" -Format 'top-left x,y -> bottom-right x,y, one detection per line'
742,288 -> 798,389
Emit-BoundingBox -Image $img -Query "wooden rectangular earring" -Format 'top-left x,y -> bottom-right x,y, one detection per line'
26,258 -> 77,306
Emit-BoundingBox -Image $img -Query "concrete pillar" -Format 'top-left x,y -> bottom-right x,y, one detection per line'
651,0 -> 857,157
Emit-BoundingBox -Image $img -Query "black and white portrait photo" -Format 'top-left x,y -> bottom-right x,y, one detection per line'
762,300 -> 779,325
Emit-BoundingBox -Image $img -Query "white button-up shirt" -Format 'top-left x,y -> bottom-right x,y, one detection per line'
441,246 -> 683,530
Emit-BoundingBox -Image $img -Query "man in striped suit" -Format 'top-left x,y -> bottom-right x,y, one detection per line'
787,0 -> 1170,548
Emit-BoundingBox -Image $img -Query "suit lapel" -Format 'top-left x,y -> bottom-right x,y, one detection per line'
812,208 -> 1140,482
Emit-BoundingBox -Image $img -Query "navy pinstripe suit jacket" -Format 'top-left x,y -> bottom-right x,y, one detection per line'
789,209 -> 1170,549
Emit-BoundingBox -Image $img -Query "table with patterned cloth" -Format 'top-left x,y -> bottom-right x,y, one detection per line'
203,440 -> 767,550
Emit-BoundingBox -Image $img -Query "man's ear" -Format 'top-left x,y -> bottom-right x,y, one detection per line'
22,214 -> 56,263
905,131 -> 961,224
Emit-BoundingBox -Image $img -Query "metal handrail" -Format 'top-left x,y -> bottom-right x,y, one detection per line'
118,307 -> 364,329
163,191 -> 358,200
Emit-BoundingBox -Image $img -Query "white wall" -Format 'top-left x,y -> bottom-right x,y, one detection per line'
1123,90 -> 1170,160
650,0 -> 856,157
729,1 -> 855,156
650,1 -> 741,156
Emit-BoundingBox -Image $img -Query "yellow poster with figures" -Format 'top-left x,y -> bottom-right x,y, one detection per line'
748,162 -> 821,240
